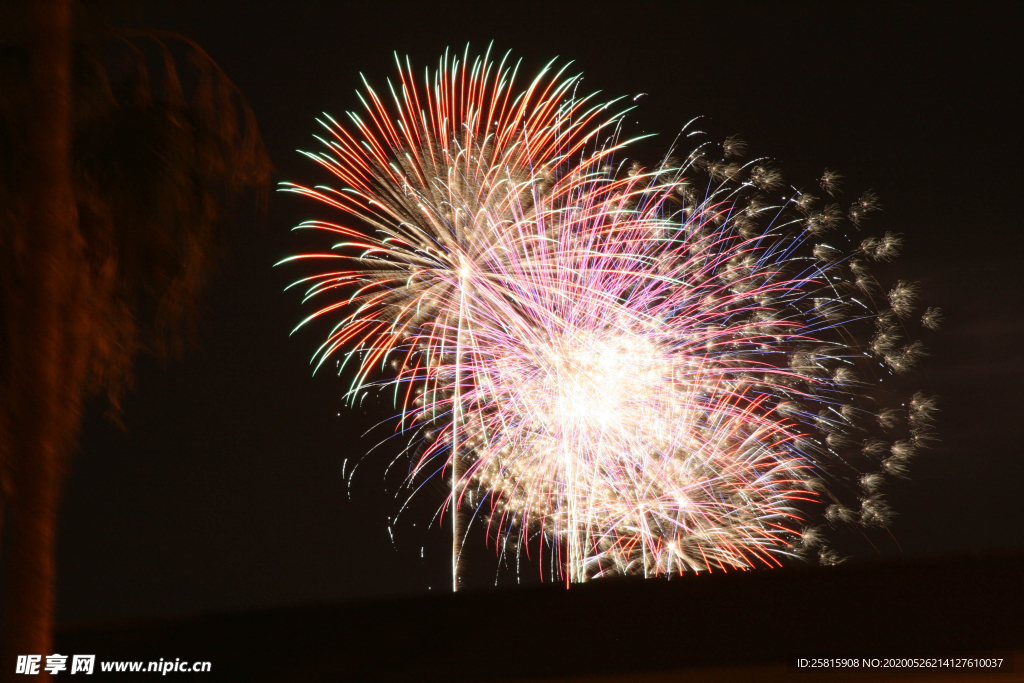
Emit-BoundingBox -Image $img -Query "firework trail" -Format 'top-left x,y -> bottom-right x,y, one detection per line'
282,47 -> 937,585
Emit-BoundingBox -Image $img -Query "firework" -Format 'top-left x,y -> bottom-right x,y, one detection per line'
282,47 -> 936,585
281,45 -> 633,589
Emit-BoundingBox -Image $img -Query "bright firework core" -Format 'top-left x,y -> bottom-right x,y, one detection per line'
545,332 -> 665,432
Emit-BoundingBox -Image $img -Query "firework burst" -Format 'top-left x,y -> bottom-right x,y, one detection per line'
282,47 -> 937,585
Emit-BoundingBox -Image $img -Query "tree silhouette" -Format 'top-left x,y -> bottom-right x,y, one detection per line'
0,1 -> 270,673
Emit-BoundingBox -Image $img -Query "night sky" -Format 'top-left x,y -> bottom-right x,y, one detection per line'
55,2 -> 1022,625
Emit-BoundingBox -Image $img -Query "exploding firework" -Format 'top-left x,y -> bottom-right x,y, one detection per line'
282,47 -> 937,585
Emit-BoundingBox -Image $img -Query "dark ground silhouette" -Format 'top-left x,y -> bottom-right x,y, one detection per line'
57,551 -> 1022,682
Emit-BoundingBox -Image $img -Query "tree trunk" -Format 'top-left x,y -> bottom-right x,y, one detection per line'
1,1 -> 74,679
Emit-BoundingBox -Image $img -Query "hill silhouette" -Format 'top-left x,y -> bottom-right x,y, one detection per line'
55,551 -> 1021,681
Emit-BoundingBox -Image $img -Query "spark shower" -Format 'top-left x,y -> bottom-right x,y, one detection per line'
281,47 -> 936,589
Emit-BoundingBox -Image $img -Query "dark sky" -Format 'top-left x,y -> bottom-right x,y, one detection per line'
55,2 -> 1022,625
